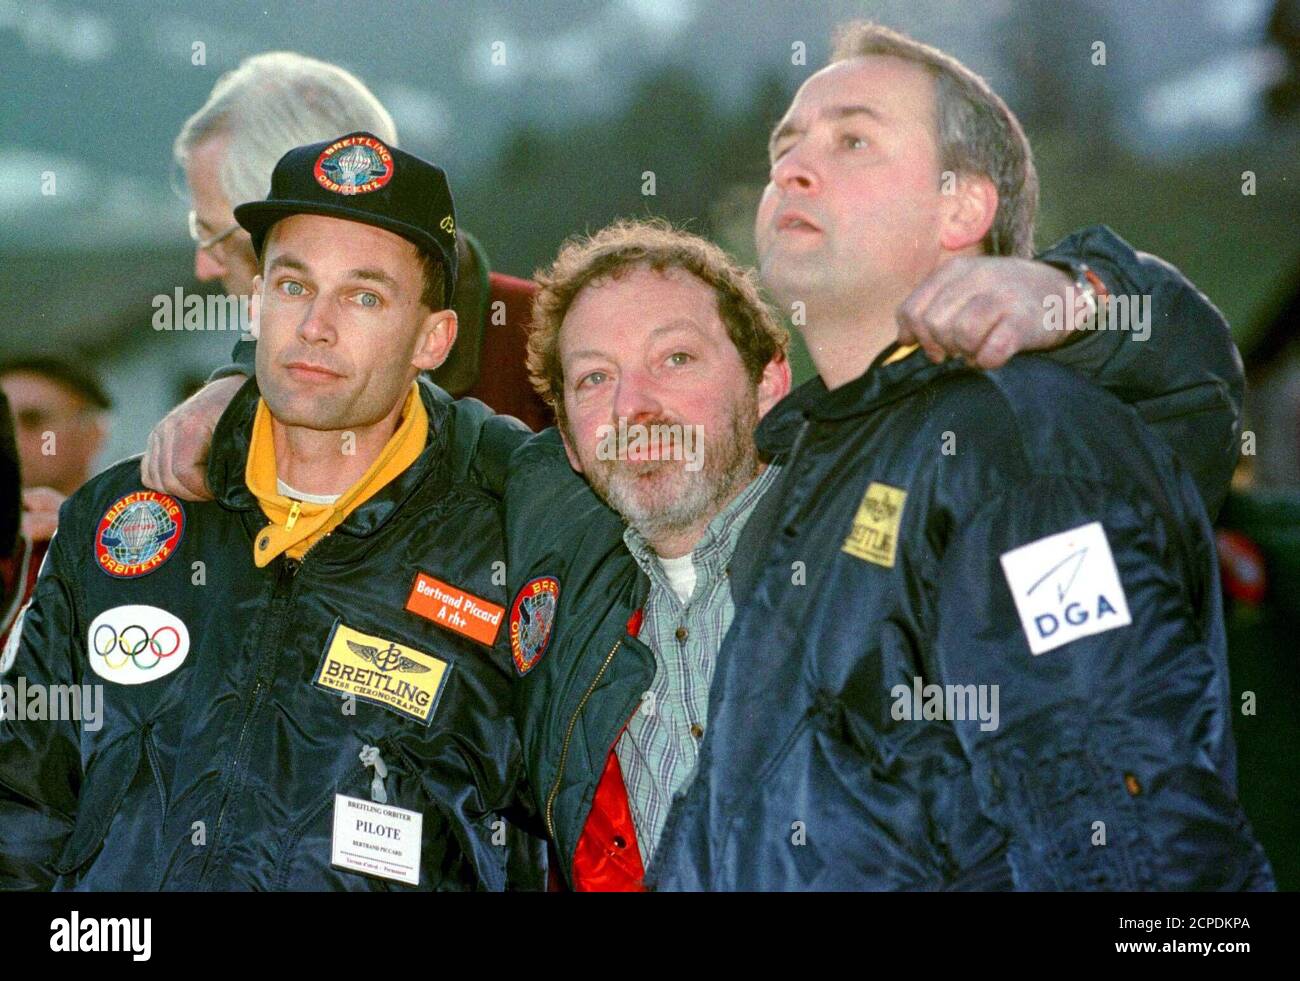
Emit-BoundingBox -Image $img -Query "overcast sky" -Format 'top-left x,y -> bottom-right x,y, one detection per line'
0,0 -> 1275,249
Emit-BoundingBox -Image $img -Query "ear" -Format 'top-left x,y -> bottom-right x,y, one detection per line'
249,276 -> 263,340
557,417 -> 584,474
411,309 -> 458,372
756,355 -> 793,419
938,172 -> 998,253
86,413 -> 108,458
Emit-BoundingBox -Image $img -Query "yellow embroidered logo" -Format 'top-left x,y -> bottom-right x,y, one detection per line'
842,482 -> 907,568
313,620 -> 450,726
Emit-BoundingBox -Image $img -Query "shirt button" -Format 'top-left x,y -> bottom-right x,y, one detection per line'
690,723 -> 704,739
675,626 -> 688,642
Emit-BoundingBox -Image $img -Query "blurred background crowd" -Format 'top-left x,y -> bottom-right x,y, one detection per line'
2,0 -> 1297,887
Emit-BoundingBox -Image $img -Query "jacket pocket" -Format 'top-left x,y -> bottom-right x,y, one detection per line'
54,727 -> 161,882
1128,379 -> 1231,427
272,736 -> 443,890
272,764 -> 374,890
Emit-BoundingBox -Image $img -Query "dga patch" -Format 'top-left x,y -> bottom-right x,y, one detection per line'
95,491 -> 184,579
87,605 -> 191,685
405,572 -> 505,647
313,135 -> 394,195
999,521 -> 1132,655
314,620 -> 450,726
509,576 -> 558,676
842,482 -> 906,568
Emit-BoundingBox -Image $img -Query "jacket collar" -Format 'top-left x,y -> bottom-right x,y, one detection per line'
756,342 -> 970,456
209,375 -> 455,548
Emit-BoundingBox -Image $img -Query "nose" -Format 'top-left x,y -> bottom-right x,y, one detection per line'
770,141 -> 818,195
296,299 -> 337,347
612,369 -> 664,425
195,246 -> 224,282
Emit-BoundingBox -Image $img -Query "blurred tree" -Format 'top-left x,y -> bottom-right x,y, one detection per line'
1000,0 -> 1119,162
458,65 -> 794,280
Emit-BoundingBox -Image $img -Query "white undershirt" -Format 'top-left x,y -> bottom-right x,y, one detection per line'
277,477 -> 340,506
657,552 -> 697,607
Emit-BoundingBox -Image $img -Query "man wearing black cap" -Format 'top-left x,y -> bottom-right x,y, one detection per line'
0,356 -> 112,501
0,391 -> 22,651
0,133 -> 544,891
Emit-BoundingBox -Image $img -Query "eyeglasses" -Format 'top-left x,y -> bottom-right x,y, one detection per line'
187,210 -> 243,251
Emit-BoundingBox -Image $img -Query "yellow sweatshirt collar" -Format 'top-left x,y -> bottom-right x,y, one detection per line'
245,383 -> 428,567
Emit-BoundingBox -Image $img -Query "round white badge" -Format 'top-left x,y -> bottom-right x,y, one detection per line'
87,605 -> 190,685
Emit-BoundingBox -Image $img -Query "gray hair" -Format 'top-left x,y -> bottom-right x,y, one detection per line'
831,21 -> 1039,258
174,51 -> 398,208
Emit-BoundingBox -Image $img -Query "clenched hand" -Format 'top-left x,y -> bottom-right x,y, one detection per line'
897,257 -> 1079,370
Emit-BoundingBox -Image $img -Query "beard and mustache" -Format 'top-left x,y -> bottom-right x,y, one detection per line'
570,387 -> 763,546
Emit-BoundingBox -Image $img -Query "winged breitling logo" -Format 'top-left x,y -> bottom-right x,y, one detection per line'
346,639 -> 431,674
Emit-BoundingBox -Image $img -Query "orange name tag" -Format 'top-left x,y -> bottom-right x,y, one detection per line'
405,572 -> 505,647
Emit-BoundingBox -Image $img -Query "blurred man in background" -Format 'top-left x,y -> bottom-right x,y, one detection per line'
0,391 -> 22,651
0,356 -> 112,499
0,356 -> 111,564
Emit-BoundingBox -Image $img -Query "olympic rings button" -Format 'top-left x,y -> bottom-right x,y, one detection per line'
86,605 -> 191,685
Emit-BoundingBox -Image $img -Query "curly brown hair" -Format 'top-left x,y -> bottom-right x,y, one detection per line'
527,219 -> 789,426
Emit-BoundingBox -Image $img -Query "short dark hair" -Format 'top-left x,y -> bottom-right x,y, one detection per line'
415,247 -> 446,312
0,355 -> 113,411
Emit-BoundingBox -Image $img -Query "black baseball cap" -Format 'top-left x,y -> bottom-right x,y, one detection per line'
234,131 -> 458,302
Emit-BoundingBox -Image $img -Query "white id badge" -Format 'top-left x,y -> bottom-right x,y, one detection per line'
330,794 -> 423,886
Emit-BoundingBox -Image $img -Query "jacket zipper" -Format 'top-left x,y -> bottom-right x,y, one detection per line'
544,636 -> 622,840
200,551 -> 305,882
785,417 -> 812,473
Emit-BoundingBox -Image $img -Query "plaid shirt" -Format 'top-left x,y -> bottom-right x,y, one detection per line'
616,464 -> 780,869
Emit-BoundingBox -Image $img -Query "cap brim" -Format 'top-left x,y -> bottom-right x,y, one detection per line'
234,199 -> 456,297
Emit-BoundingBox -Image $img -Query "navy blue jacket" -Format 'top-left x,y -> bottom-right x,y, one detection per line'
648,346 -> 1272,890
0,379 -> 543,891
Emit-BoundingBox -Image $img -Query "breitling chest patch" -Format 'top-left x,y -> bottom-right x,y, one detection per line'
405,572 -> 505,647
95,491 -> 185,579
841,482 -> 906,568
313,620 -> 451,726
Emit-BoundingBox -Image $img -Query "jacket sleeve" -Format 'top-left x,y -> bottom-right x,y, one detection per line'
505,428 -> 627,583
928,474 -> 1273,890
1037,226 -> 1243,520
440,394 -> 532,499
0,524 -> 85,890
